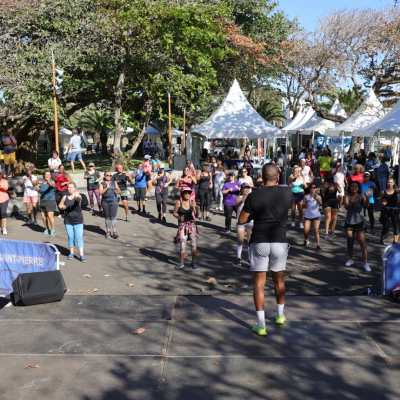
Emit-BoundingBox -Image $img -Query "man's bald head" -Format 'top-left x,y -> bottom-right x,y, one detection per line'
262,163 -> 279,183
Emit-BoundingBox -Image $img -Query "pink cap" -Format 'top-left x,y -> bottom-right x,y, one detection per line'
180,187 -> 192,194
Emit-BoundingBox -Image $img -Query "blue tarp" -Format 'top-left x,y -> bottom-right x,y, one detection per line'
0,239 -> 57,295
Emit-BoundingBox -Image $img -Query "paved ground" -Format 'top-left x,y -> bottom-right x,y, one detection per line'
1,196 -> 399,399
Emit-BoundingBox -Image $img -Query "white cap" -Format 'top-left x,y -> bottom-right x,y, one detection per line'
159,163 -> 165,169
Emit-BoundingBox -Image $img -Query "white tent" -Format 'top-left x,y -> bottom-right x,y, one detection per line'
300,100 -> 349,135
190,79 -> 285,140
282,106 -> 315,133
281,109 -> 305,131
326,89 -> 385,137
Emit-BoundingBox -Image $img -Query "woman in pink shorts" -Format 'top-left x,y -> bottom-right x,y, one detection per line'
21,166 -> 39,225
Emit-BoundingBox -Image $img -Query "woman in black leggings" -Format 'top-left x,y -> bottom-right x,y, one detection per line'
196,162 -> 213,221
152,163 -> 172,222
379,178 -> 400,245
99,171 -> 121,238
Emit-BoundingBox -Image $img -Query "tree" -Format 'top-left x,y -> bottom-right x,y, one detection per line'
256,99 -> 286,125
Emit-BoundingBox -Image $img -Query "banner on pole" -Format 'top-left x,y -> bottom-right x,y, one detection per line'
0,239 -> 57,295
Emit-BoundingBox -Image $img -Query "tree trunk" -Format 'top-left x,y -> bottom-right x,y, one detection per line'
239,139 -> 247,158
14,118 -> 42,174
100,132 -> 109,155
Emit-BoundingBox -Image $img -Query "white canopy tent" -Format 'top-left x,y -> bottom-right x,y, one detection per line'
282,106 -> 315,133
281,109 -> 305,131
188,79 -> 285,162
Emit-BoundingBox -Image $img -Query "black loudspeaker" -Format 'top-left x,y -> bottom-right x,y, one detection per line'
177,137 -> 182,144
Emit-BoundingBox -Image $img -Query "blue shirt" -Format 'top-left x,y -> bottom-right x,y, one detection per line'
39,180 -> 56,200
378,163 -> 389,176
134,170 -> 147,188
361,181 -> 375,204
383,149 -> 391,159
151,159 -> 161,171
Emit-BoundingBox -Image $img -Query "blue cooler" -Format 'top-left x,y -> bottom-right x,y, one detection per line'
382,244 -> 400,295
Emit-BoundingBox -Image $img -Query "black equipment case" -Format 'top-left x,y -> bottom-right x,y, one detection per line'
12,270 -> 67,306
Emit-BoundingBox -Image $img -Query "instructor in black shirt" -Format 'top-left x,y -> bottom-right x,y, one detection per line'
239,163 -> 293,336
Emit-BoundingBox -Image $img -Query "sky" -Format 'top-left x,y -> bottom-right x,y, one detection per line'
279,0 -> 396,30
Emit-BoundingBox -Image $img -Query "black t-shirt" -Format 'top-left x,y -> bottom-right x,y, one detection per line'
242,186 -> 293,244
84,170 -> 100,190
63,194 -> 84,226
112,172 -> 128,191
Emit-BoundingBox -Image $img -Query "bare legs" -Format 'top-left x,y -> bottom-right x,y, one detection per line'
253,270 -> 285,311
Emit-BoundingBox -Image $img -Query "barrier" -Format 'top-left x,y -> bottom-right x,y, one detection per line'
0,239 -> 60,296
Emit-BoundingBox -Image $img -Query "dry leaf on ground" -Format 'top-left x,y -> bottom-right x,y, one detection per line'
214,362 -> 219,365
374,265 -> 382,270
133,326 -> 148,334
284,276 -> 289,280
200,288 -> 205,292
87,288 -> 98,293
303,282 -> 309,286
224,284 -> 236,288
78,290 -> 84,293
83,274 -> 91,278
127,283 -> 135,287
205,278 -> 218,284
23,365 -> 39,369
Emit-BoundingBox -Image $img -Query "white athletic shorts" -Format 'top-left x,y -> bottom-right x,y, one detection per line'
249,242 -> 290,272
337,185 -> 345,196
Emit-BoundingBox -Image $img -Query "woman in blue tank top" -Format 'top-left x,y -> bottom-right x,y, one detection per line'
288,166 -> 307,228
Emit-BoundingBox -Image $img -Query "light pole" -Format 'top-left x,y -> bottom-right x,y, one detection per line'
168,92 -> 172,167
51,52 -> 63,154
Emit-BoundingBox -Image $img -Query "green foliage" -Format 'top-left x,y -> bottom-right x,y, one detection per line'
256,99 -> 286,124
325,88 -> 367,116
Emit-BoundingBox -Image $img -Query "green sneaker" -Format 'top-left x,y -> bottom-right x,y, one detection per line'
275,315 -> 286,325
42,229 -> 49,235
252,323 -> 267,336
50,230 -> 56,237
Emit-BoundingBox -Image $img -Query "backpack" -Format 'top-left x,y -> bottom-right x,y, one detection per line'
390,286 -> 400,303
80,135 -> 89,148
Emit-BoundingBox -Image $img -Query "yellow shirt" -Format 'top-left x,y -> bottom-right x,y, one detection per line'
318,156 -> 333,172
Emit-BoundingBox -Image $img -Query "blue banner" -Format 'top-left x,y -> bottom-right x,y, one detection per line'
0,239 -> 57,295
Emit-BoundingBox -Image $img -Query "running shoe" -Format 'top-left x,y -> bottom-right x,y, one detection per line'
58,214 -> 62,218
379,239 -> 386,246
145,197 -> 149,201
80,255 -> 87,263
126,217 -> 131,222
338,208 -> 343,213
42,229 -> 49,235
316,245 -> 322,251
105,232 -> 111,238
99,208 -> 104,213
224,229 -> 230,234
205,216 -> 212,221
299,223 -> 304,229
198,216 -> 204,220
2,228 -> 7,235
50,230 -> 56,237
323,234 -> 330,240
162,216 -> 166,223
175,261 -> 185,269
72,172 -> 76,174
158,213 -> 162,220
364,263 -> 371,272
215,206 -> 219,210
26,219 -> 32,225
190,262 -> 199,270
235,258 -> 242,266
291,222 -> 295,227
371,229 -> 377,236
89,208 -> 94,213
251,323 -> 267,336
345,259 -> 354,267
329,233 -> 337,238
67,253 -> 75,260
275,315 -> 286,325
302,240 -> 309,247
112,233 -> 119,239
33,220 -> 38,226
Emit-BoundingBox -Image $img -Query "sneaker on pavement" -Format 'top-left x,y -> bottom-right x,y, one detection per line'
316,245 -> 322,251
323,234 -> 330,240
42,229 -> 49,235
145,197 -> 149,201
58,214 -> 62,218
190,262 -> 199,270
329,233 -> 337,238
162,216 -> 166,223
175,261 -> 185,269
224,229 -> 230,234
205,216 -> 212,221
67,253 -> 75,260
291,222 -> 295,227
252,323 -> 267,336
364,263 -> 371,272
126,217 -> 131,222
33,220 -> 38,226
80,255 -> 87,263
198,216 -> 204,220
50,230 -> 56,237
371,229 -> 377,236
2,228 -> 7,235
275,315 -> 286,325
26,219 -> 32,225
302,240 -> 309,247
345,259 -> 354,267
299,223 -> 304,229
105,232 -> 111,238
379,239 -> 386,246
235,258 -> 242,266
89,208 -> 94,213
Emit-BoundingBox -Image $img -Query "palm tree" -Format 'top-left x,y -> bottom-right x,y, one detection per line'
76,107 -> 114,155
256,99 -> 287,125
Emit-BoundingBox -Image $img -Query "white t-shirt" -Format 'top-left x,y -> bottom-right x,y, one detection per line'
22,175 -> 38,196
69,135 -> 81,152
300,166 -> 313,183
48,157 -> 61,168
305,194 -> 321,219
239,176 -> 253,192
214,169 -> 226,184
332,168 -> 345,187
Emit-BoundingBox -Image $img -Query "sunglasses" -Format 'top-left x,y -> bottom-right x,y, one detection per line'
310,187 -> 317,189
184,168 -> 190,171
105,174 -> 111,176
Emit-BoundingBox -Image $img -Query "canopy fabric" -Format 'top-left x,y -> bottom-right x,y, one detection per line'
191,79 -> 285,139
326,89 -> 385,137
282,106 -> 315,133
352,99 -> 400,137
281,110 -> 305,131
58,128 -> 72,135
300,100 -> 349,135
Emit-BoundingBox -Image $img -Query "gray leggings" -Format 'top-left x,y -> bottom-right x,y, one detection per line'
0,200 -> 8,219
103,203 -> 118,231
155,191 -> 168,213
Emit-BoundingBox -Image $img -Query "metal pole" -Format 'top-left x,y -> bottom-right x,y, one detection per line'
377,130 -> 381,164
52,51 -> 59,154
183,108 -> 186,154
341,131 -> 345,167
284,131 -> 289,185
168,92 -> 172,167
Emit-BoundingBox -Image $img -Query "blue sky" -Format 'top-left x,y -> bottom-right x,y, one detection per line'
279,0 -> 395,30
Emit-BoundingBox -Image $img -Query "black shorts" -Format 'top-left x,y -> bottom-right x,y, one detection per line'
146,175 -> 151,182
135,187 -> 146,201
323,200 -> 338,209
40,200 -> 56,213
292,192 -> 305,203
344,221 -> 365,232
305,216 -> 321,221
